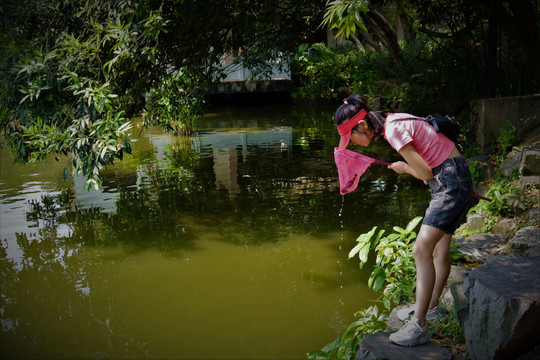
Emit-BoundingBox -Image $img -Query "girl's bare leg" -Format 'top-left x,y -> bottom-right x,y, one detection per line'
412,224 -> 446,327
430,233 -> 452,309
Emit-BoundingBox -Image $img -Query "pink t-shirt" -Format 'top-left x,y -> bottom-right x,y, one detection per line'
384,113 -> 455,168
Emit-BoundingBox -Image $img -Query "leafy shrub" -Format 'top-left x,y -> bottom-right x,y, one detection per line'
307,305 -> 388,360
472,179 -> 515,217
349,216 -> 422,309
308,216 -> 422,359
142,68 -> 207,135
291,43 -> 363,99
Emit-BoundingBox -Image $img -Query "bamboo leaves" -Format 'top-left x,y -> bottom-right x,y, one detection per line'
321,0 -> 369,39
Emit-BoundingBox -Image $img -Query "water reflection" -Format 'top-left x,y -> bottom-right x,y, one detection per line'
0,105 -> 430,359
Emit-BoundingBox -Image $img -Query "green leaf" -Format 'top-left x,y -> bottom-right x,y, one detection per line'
373,273 -> 385,292
405,216 -> 423,234
348,242 -> 363,259
306,350 -> 329,360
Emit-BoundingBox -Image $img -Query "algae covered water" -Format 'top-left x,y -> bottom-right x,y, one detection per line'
0,105 -> 430,359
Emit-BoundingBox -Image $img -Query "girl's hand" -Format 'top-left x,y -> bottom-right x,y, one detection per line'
388,161 -> 408,174
397,144 -> 433,180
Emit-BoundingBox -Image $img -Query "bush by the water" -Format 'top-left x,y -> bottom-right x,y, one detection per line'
291,37 -> 487,115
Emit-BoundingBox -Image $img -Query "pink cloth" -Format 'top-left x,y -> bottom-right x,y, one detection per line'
334,148 -> 376,195
384,113 -> 454,168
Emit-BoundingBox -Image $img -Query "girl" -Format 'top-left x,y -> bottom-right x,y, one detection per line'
335,94 -> 473,347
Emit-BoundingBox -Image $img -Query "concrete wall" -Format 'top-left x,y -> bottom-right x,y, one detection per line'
471,94 -> 540,150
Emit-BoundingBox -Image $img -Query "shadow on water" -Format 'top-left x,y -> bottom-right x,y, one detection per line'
0,104 -> 431,359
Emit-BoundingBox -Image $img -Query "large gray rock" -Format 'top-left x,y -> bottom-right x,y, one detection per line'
451,281 -> 469,322
449,266 -> 472,321
509,226 -> 540,250
355,332 -> 452,360
520,148 -> 540,175
462,256 -> 540,360
499,152 -> 522,177
466,214 -> 486,232
492,218 -> 518,237
518,176 -> 540,192
454,234 -> 508,263
504,193 -> 528,215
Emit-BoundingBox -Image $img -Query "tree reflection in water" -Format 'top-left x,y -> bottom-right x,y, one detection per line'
1,106 -> 431,358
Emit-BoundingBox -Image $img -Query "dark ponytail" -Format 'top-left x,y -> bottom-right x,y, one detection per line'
334,94 -> 387,139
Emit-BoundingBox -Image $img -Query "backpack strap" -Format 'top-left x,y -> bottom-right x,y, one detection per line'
388,116 -> 427,123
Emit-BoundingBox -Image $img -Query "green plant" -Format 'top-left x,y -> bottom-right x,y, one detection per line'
349,216 -> 422,309
489,120 -> 520,173
450,240 -> 462,264
483,179 -> 515,217
468,161 -> 485,183
291,43 -> 364,99
427,309 -> 464,344
142,68 -> 207,135
462,178 -> 517,234
307,305 -> 387,360
495,121 -> 517,156
308,217 -> 422,359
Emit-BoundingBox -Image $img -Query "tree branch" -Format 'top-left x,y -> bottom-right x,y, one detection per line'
366,5 -> 402,60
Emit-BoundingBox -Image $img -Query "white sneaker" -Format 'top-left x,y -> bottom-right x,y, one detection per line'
396,305 -> 448,322
426,306 -> 448,322
389,318 -> 428,347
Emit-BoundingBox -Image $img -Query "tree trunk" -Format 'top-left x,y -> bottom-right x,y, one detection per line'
349,32 -> 366,53
395,0 -> 415,42
366,5 -> 402,60
355,27 -> 384,54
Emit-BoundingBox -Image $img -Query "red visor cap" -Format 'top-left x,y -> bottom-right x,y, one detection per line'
337,109 -> 368,151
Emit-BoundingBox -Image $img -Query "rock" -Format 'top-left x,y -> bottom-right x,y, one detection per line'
509,226 -> 540,250
468,154 -> 491,163
462,256 -> 540,360
451,281 -> 469,322
459,245 -> 489,262
520,148 -> 540,175
439,287 -> 455,310
387,304 -> 409,330
449,266 -> 472,322
492,218 -> 518,237
518,176 -> 539,192
524,245 -> 540,257
448,265 -> 470,284
454,234 -> 508,263
504,193 -> 528,215
355,332 -> 453,360
465,214 -> 486,232
467,155 -> 494,180
499,152 -> 522,177
528,207 -> 539,222
492,242 -> 513,255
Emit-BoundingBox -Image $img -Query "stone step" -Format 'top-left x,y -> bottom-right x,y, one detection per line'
355,332 -> 452,360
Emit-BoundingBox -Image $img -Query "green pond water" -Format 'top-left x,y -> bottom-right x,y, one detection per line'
0,105 -> 430,359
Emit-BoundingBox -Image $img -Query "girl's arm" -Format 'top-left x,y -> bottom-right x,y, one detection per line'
388,144 -> 433,180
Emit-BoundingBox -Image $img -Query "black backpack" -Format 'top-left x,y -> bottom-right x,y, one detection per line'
390,114 -> 461,144
425,113 -> 460,144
